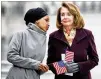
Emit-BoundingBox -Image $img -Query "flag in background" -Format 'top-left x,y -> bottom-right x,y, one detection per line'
65,51 -> 74,62
53,61 -> 67,75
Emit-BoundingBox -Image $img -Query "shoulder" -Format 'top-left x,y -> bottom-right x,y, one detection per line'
49,30 -> 62,38
11,29 -> 27,40
13,30 -> 24,37
83,28 -> 92,33
79,28 -> 93,36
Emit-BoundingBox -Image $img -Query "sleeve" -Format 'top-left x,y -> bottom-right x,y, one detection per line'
78,32 -> 99,74
47,36 -> 57,74
7,32 -> 40,70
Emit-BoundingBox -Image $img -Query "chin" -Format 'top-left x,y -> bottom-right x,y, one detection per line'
43,29 -> 47,32
45,29 -> 48,32
63,23 -> 72,26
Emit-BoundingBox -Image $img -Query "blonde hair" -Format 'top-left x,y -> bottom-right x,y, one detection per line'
56,2 -> 85,30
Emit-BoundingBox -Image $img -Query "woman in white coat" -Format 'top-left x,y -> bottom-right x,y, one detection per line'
6,7 -> 49,79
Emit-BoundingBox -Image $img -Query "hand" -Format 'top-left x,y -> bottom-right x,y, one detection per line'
65,62 -> 79,73
38,63 -> 49,72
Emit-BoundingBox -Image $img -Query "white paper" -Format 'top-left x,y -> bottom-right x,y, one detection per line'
61,54 -> 65,60
65,73 -> 73,76
61,54 -> 73,76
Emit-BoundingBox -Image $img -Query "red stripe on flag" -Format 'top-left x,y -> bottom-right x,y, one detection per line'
53,61 -> 67,75
65,51 -> 74,62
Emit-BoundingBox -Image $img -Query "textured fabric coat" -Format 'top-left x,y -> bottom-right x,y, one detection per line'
47,28 -> 99,79
6,23 -> 47,79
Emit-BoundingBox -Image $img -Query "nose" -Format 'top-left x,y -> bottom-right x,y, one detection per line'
64,15 -> 68,18
47,24 -> 50,29
47,22 -> 50,27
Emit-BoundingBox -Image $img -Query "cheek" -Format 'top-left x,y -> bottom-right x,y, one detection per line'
61,16 -> 64,21
71,19 -> 74,24
39,21 -> 45,26
41,22 -> 46,27
71,16 -> 74,22
39,21 -> 46,28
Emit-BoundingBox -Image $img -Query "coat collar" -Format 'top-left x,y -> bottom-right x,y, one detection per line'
53,29 -> 68,44
52,29 -> 87,45
73,29 -> 87,44
27,22 -> 46,35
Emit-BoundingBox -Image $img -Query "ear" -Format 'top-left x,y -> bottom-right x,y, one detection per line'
35,21 -> 39,25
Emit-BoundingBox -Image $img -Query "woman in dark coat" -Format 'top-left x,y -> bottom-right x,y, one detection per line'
47,2 -> 99,79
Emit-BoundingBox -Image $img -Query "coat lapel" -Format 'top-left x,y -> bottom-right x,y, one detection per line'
52,30 -> 70,47
53,30 -> 69,45
72,29 -> 87,45
52,29 -> 87,47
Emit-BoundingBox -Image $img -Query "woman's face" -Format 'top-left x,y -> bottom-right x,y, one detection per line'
60,7 -> 74,27
35,15 -> 50,32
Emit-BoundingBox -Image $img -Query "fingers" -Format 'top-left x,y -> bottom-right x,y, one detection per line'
69,63 -> 79,69
69,63 -> 78,66
38,64 -> 49,72
72,67 -> 79,73
43,65 -> 49,71
70,64 -> 78,67
65,62 -> 79,73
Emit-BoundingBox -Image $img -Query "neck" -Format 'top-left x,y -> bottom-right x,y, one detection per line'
65,25 -> 73,31
63,25 -> 74,35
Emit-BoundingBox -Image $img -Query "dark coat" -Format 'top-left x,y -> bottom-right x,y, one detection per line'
47,28 -> 99,79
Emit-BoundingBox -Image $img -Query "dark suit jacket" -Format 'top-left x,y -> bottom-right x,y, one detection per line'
47,28 -> 99,79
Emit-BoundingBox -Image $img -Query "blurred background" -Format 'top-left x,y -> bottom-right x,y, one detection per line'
1,1 -> 101,79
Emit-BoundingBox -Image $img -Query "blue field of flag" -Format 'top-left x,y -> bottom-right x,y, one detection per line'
58,61 -> 65,67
